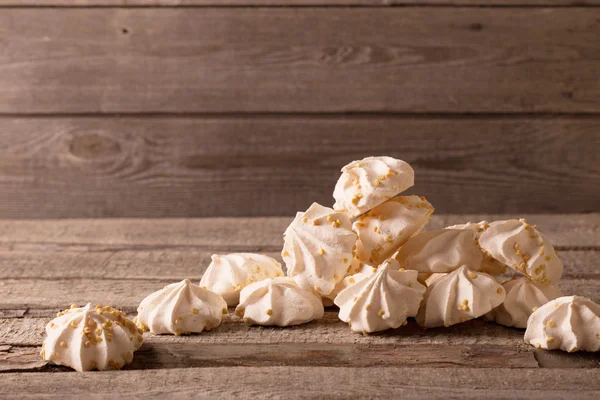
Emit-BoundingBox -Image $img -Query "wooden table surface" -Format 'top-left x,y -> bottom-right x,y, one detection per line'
1,214 -> 599,399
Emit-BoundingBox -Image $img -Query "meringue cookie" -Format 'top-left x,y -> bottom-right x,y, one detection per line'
524,296 -> 600,352
333,156 -> 414,218
137,279 -> 227,335
486,277 -> 562,328
416,265 -> 506,328
322,261 -> 377,305
479,219 -> 563,284
199,253 -> 284,306
282,202 -> 357,296
335,259 -> 426,333
235,277 -> 324,326
446,221 -> 509,276
41,304 -> 143,372
353,195 -> 434,264
394,229 -> 483,273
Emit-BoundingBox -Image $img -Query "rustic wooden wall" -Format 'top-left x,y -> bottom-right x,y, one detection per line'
0,1 -> 598,217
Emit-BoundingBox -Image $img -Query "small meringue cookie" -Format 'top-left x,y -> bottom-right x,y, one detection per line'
479,219 -> 563,284
322,261 -> 377,305
282,202 -> 357,296
335,259 -> 426,334
333,156 -> 414,218
41,304 -> 143,372
353,195 -> 434,265
394,229 -> 483,273
445,221 -> 510,276
486,277 -> 562,329
199,253 -> 284,306
137,279 -> 227,335
416,265 -> 506,328
524,296 -> 600,352
235,277 -> 324,326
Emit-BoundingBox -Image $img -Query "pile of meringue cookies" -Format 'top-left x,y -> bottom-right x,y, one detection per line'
41,156 -> 600,372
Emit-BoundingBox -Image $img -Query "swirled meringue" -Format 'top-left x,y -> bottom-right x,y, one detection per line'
136,279 -> 227,335
353,195 -> 434,265
333,156 -> 414,217
486,277 -> 562,328
322,261 -> 377,305
524,296 -> 600,352
199,253 -> 284,306
416,265 -> 506,328
41,304 -> 143,372
479,219 -> 563,284
235,277 -> 324,326
446,221 -> 509,276
335,259 -> 426,333
393,229 -> 483,273
282,202 -> 357,296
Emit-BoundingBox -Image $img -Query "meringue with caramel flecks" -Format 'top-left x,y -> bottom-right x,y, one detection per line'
136,279 -> 227,335
416,265 -> 506,328
353,195 -> 434,265
394,229 -> 483,273
486,277 -> 562,328
235,277 -> 324,326
524,296 -> 600,352
200,253 -> 284,306
335,259 -> 425,334
478,219 -> 563,284
282,202 -> 357,296
333,156 -> 414,218
446,221 -> 510,277
41,304 -> 143,372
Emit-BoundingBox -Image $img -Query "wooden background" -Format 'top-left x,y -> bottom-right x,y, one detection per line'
0,1 -> 599,218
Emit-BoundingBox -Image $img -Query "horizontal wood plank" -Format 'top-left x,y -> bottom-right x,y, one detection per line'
0,215 -> 596,250
1,249 -> 596,280
1,118 -> 599,217
4,0 -> 600,5
1,9 -> 599,113
2,367 -> 600,399
0,277 -> 596,312
0,342 -> 540,372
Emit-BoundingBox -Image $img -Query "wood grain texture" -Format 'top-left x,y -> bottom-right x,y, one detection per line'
1,117 -> 599,217
0,215 -> 596,250
1,9 -> 599,113
1,250 -> 596,280
2,367 -> 600,399
5,0 -> 600,5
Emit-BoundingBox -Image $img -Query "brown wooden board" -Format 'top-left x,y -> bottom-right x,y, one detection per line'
1,8 -> 599,113
1,117 -> 598,217
4,1 -> 600,6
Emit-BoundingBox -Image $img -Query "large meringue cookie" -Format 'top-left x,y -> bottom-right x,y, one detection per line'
199,253 -> 284,306
479,219 -> 563,284
394,229 -> 483,273
333,156 -> 414,218
446,221 -> 510,277
486,277 -> 562,329
335,259 -> 426,334
525,296 -> 600,352
353,195 -> 434,265
282,202 -> 357,296
137,279 -> 227,335
235,277 -> 324,326
41,304 -> 143,372
416,265 -> 506,328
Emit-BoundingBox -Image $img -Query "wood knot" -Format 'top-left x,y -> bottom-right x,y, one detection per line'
69,134 -> 121,160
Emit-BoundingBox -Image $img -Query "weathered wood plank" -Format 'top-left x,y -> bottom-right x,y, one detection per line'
1,118 -> 599,217
0,342 -> 539,372
0,314 -> 531,347
0,215 -> 597,251
1,277 -> 595,310
1,9 -> 599,113
5,1 -> 600,6
2,367 -> 600,399
0,250 -> 596,280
